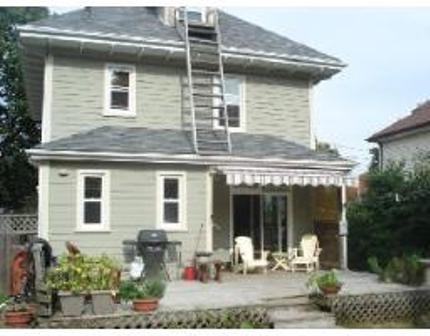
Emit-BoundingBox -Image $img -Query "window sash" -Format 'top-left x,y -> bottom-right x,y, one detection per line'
214,77 -> 243,130
104,64 -> 135,116
77,171 -> 109,231
158,173 -> 186,230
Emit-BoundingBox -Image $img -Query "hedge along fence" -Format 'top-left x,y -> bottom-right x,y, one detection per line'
36,306 -> 273,329
332,289 -> 430,325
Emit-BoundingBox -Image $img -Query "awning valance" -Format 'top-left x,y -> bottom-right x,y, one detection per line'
217,166 -> 357,187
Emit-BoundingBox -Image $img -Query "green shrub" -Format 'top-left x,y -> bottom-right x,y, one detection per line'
368,255 -> 425,286
307,270 -> 342,291
118,279 -> 166,301
46,253 -> 120,294
348,163 -> 430,270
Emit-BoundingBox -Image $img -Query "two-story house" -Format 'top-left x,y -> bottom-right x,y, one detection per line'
368,100 -> 430,170
19,7 -> 355,269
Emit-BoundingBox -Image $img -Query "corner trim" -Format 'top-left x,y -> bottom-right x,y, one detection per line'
41,54 -> 53,143
38,163 -> 50,239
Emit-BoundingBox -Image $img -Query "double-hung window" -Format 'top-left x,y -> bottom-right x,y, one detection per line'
214,76 -> 245,132
157,172 -> 186,231
77,171 -> 110,231
104,64 -> 136,117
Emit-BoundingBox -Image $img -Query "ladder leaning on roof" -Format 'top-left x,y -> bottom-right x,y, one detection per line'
177,7 -> 232,155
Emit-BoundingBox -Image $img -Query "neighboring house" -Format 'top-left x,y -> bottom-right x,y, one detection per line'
19,7 -> 355,269
368,101 -> 430,170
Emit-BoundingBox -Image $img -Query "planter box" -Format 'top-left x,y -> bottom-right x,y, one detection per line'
58,291 -> 85,317
133,298 -> 159,312
5,311 -> 33,328
91,290 -> 115,315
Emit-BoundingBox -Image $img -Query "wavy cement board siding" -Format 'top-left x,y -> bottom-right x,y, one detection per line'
383,131 -> 430,170
50,56 -> 311,146
51,56 -> 183,140
48,162 -> 208,263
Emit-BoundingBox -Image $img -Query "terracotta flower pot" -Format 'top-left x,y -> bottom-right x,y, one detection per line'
320,284 -> 342,295
132,298 -> 159,312
5,310 -> 33,327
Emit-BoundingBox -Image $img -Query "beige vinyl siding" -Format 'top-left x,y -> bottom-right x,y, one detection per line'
48,162 -> 208,263
50,55 -> 311,146
382,130 -> 430,170
51,56 -> 183,140
246,75 -> 310,146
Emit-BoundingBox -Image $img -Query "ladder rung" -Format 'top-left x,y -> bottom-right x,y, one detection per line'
189,37 -> 218,45
192,82 -> 223,87
194,104 -> 224,109
193,92 -> 223,98
192,69 -> 220,76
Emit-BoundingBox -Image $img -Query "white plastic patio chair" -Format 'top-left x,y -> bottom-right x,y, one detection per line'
291,234 -> 322,272
234,236 -> 269,275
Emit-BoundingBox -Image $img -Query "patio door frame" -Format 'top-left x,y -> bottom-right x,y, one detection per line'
229,186 -> 294,255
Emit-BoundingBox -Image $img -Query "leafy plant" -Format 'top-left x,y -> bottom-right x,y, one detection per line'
118,279 -> 166,301
368,255 -> 425,286
4,296 -> 29,312
307,270 -> 342,291
46,253 -> 121,294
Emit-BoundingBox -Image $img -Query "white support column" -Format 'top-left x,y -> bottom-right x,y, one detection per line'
205,172 -> 213,252
339,182 -> 348,269
38,163 -> 50,240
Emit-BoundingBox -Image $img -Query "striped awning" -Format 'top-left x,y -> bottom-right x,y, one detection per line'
217,166 -> 357,187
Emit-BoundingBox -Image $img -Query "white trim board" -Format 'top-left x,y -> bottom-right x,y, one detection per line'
41,54 -> 53,143
76,170 -> 111,232
37,163 -> 50,239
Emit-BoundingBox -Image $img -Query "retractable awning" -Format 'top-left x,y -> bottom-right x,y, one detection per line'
217,166 -> 357,187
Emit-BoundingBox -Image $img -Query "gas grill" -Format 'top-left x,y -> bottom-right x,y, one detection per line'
123,230 -> 182,280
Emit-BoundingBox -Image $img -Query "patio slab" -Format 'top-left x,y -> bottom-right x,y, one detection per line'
159,270 -> 423,311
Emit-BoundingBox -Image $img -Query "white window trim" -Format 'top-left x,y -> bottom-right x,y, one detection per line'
156,171 -> 187,232
103,63 -> 136,118
177,7 -> 207,24
214,75 -> 246,133
76,170 -> 111,232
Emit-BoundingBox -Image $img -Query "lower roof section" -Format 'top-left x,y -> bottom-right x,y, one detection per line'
28,126 -> 355,172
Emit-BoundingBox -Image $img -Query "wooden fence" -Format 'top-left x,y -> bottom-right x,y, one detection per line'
0,214 -> 38,295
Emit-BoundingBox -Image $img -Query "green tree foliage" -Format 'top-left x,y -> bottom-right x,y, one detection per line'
315,140 -> 340,157
347,163 -> 430,270
0,8 -> 48,211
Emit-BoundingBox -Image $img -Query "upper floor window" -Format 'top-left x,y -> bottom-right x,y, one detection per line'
178,7 -> 206,24
104,64 -> 136,117
157,171 -> 187,231
215,76 -> 245,132
77,170 -> 110,232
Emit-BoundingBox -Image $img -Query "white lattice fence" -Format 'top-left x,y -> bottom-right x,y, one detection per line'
37,306 -> 272,329
332,289 -> 430,325
0,214 -> 38,234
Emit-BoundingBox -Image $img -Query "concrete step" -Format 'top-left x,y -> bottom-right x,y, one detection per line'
275,318 -> 338,329
268,307 -> 332,323
263,295 -> 311,308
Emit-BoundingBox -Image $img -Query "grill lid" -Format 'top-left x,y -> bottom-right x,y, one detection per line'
137,230 -> 168,244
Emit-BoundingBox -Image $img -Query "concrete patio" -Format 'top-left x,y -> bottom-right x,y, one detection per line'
159,270 -> 422,311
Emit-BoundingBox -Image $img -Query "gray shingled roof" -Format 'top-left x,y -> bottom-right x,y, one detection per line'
34,126 -> 346,163
25,7 -> 342,65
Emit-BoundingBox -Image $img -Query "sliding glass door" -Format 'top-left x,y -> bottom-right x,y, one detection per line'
232,192 -> 289,253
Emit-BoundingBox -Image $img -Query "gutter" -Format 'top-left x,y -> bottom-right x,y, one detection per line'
18,25 -> 346,72
27,148 -> 356,171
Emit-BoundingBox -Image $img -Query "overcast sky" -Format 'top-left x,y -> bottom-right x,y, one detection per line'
51,7 -> 430,173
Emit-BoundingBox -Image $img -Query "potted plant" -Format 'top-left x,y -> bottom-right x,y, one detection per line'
119,279 -> 166,312
4,298 -> 33,328
307,270 -> 343,295
46,254 -> 90,317
88,255 -> 121,315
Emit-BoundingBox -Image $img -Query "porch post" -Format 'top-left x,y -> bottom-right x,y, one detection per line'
339,181 -> 348,269
206,172 -> 213,252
